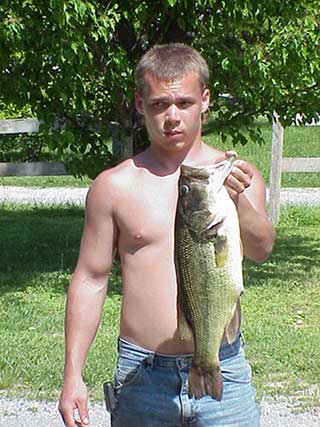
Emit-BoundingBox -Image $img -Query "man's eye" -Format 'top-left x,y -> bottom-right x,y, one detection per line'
152,102 -> 166,109
178,101 -> 191,109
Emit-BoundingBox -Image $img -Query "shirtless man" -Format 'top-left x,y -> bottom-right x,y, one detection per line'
59,43 -> 275,427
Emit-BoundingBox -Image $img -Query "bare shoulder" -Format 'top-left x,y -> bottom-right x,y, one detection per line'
191,143 -> 226,165
85,158 -> 135,212
208,146 -> 226,163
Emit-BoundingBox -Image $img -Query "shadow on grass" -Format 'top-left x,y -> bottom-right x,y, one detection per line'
0,205 -> 122,296
1,205 -> 319,296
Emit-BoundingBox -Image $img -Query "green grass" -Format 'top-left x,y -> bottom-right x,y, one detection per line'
242,206 -> 320,408
0,204 -> 319,409
0,204 -> 121,400
1,119 -> 320,188
0,175 -> 92,188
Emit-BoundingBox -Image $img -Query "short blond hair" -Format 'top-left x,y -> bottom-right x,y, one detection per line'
135,43 -> 209,94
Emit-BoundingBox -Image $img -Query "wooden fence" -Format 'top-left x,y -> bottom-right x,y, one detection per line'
268,112 -> 320,224
0,118 -> 67,176
0,118 -> 40,134
1,117 -> 319,224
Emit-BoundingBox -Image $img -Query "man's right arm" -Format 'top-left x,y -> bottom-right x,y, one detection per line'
59,172 -> 118,427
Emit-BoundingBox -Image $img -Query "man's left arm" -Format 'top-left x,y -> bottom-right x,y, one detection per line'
225,157 -> 276,262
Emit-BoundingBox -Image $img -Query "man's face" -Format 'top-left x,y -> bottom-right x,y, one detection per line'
135,71 -> 210,154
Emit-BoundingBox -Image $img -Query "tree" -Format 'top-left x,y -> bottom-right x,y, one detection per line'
1,1 -> 319,177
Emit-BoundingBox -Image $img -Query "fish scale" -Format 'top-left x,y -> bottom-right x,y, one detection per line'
177,224 -> 237,366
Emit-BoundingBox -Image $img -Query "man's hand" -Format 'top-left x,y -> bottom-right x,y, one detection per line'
224,151 -> 254,200
58,377 -> 90,427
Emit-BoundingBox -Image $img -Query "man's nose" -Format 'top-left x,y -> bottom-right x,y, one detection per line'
165,104 -> 181,125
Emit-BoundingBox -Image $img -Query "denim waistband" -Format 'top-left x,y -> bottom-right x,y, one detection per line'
118,334 -> 241,367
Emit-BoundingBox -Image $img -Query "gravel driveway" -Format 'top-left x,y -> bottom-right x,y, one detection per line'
1,185 -> 320,206
1,185 -> 319,426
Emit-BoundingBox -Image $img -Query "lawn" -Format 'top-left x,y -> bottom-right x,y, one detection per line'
1,118 -> 320,188
0,203 -> 319,410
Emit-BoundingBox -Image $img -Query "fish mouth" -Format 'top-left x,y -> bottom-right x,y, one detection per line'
202,218 -> 224,237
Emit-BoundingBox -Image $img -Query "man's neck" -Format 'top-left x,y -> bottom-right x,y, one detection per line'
144,140 -> 205,174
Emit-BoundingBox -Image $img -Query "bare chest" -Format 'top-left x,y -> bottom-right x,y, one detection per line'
115,173 -> 178,251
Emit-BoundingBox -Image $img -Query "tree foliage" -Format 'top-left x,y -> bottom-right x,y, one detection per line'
1,1 -> 319,177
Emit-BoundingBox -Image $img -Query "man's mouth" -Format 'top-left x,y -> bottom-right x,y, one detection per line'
165,130 -> 182,136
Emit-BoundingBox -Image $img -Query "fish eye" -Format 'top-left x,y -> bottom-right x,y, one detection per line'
179,184 -> 190,196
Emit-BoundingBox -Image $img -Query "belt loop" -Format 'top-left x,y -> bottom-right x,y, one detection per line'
145,353 -> 154,372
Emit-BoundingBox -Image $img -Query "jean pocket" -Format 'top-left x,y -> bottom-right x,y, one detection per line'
221,349 -> 252,385
114,354 -> 144,390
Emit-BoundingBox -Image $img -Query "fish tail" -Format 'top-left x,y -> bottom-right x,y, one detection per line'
188,366 -> 223,401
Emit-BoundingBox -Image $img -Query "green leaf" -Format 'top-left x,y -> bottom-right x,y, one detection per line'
167,0 -> 178,6
221,57 -> 230,70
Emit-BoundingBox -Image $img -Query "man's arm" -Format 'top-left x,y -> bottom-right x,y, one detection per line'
59,172 -> 118,427
225,155 -> 275,262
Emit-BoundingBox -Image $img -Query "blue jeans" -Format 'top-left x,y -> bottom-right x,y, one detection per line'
108,334 -> 260,426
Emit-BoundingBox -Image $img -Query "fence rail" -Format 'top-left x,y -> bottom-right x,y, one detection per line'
0,161 -> 67,176
281,157 -> 320,173
0,118 -> 40,134
0,118 -> 68,177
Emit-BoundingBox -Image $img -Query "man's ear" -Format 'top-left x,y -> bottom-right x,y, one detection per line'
135,92 -> 144,115
201,88 -> 210,113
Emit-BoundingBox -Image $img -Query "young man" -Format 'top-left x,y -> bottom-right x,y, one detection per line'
59,43 -> 275,427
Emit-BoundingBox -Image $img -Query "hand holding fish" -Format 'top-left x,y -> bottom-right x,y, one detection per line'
224,151 -> 254,200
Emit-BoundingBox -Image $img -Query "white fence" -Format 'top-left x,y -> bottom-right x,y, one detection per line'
268,113 -> 320,224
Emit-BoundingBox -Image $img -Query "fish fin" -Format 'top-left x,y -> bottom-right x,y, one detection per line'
240,238 -> 244,260
178,305 -> 193,341
210,156 -> 237,190
224,300 -> 241,344
188,366 -> 223,401
214,235 -> 229,267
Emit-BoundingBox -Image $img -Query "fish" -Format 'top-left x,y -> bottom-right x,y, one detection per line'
174,156 -> 244,401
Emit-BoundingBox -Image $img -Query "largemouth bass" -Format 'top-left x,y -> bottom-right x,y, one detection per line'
174,156 -> 243,401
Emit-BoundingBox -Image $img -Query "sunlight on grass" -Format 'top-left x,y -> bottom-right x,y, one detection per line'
0,175 -> 92,188
242,205 -> 320,403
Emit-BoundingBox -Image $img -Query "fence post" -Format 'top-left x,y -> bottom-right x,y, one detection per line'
110,121 -> 133,161
268,112 -> 284,225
